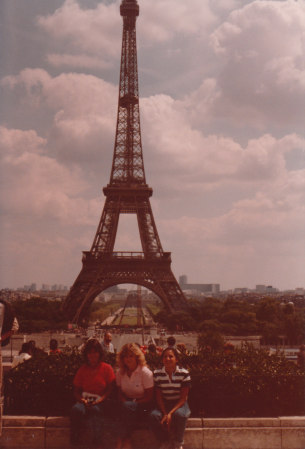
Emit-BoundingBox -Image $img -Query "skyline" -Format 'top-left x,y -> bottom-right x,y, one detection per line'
1,0 -> 305,291
3,279 -> 305,293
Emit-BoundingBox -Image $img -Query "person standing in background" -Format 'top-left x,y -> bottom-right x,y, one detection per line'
0,299 -> 19,436
11,342 -> 32,368
0,301 -> 4,437
101,332 -> 114,354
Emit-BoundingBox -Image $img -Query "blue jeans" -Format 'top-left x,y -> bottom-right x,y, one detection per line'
117,400 -> 152,439
70,401 -> 106,446
150,401 -> 191,445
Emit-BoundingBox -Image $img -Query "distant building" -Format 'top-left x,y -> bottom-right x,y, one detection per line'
179,275 -> 220,295
256,285 -> 267,293
179,275 -> 188,286
256,284 -> 278,293
234,288 -> 249,294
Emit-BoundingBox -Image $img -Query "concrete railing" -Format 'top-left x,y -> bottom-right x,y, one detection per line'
0,416 -> 304,449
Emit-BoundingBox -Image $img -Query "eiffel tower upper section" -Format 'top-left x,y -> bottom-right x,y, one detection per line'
111,0 -> 145,186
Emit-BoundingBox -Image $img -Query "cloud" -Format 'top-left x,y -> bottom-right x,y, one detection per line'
0,126 -> 100,225
37,0 -> 121,67
142,92 -> 305,192
139,0 -> 217,43
1,69 -> 117,172
159,182 -> 305,289
47,53 -> 112,70
209,0 -> 305,128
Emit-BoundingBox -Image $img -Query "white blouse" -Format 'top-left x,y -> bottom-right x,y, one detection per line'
116,365 -> 153,399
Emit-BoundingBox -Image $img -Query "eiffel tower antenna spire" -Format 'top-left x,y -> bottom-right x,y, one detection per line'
62,0 -> 187,324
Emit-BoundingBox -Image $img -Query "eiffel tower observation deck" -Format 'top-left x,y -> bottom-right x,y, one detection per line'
62,0 -> 188,325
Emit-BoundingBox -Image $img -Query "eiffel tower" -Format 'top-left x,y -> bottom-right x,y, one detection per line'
62,0 -> 188,324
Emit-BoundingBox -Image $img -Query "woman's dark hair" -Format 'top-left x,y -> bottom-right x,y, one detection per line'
19,342 -> 31,355
83,338 -> 104,363
50,339 -> 58,350
161,346 -> 180,362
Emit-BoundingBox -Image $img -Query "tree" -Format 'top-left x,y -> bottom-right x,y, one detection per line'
256,297 -> 279,322
197,331 -> 225,352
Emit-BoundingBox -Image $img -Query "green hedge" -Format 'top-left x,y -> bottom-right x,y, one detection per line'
4,346 -> 304,417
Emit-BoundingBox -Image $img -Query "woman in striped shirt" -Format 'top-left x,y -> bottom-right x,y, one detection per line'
150,347 -> 191,449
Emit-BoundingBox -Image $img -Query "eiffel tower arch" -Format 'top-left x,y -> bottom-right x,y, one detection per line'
62,0 -> 188,324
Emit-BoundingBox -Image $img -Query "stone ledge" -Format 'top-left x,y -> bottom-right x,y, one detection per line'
0,416 -> 304,449
203,417 -> 281,427
280,417 -> 305,427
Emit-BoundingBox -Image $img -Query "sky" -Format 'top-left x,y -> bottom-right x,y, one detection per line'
0,0 -> 304,292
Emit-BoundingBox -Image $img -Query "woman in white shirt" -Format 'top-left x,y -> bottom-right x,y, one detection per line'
115,343 -> 154,449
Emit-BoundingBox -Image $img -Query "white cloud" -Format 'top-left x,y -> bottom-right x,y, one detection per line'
142,93 -> 305,191
139,0 -> 216,44
37,0 -> 121,67
209,0 -> 305,127
0,126 -> 100,225
47,53 -> 112,70
2,69 -> 117,171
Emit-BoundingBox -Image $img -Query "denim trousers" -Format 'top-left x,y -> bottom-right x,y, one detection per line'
117,400 -> 151,439
70,401 -> 106,446
150,401 -> 191,445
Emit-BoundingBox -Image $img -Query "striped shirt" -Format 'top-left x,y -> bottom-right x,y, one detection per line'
153,366 -> 191,401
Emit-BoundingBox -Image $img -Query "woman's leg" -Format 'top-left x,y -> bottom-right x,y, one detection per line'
170,402 -> 191,447
70,402 -> 87,446
120,400 -> 138,438
88,403 -> 106,446
149,408 -> 169,445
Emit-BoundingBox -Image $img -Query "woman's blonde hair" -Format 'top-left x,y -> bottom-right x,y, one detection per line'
117,342 -> 147,373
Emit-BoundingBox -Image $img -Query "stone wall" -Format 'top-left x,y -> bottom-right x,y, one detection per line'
0,416 -> 304,449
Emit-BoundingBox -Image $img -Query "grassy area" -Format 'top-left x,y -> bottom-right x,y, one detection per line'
89,300 -> 123,322
89,300 -> 161,325
112,315 -> 139,326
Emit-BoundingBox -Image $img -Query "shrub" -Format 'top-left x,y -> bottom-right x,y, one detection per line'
4,346 -> 305,417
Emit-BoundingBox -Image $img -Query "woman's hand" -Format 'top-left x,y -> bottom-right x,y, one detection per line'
161,413 -> 172,429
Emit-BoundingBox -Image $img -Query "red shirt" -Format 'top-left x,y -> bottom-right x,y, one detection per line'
74,362 -> 115,397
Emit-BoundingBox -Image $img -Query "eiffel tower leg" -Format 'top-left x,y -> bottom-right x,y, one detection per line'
137,199 -> 163,255
62,254 -> 101,324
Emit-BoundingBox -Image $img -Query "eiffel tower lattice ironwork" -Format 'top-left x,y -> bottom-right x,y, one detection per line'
62,0 -> 188,324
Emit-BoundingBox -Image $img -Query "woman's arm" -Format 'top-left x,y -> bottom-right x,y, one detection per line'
156,387 -> 167,419
162,386 -> 189,426
94,379 -> 115,405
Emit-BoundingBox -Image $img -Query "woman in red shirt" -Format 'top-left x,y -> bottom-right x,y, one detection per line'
70,338 -> 115,449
